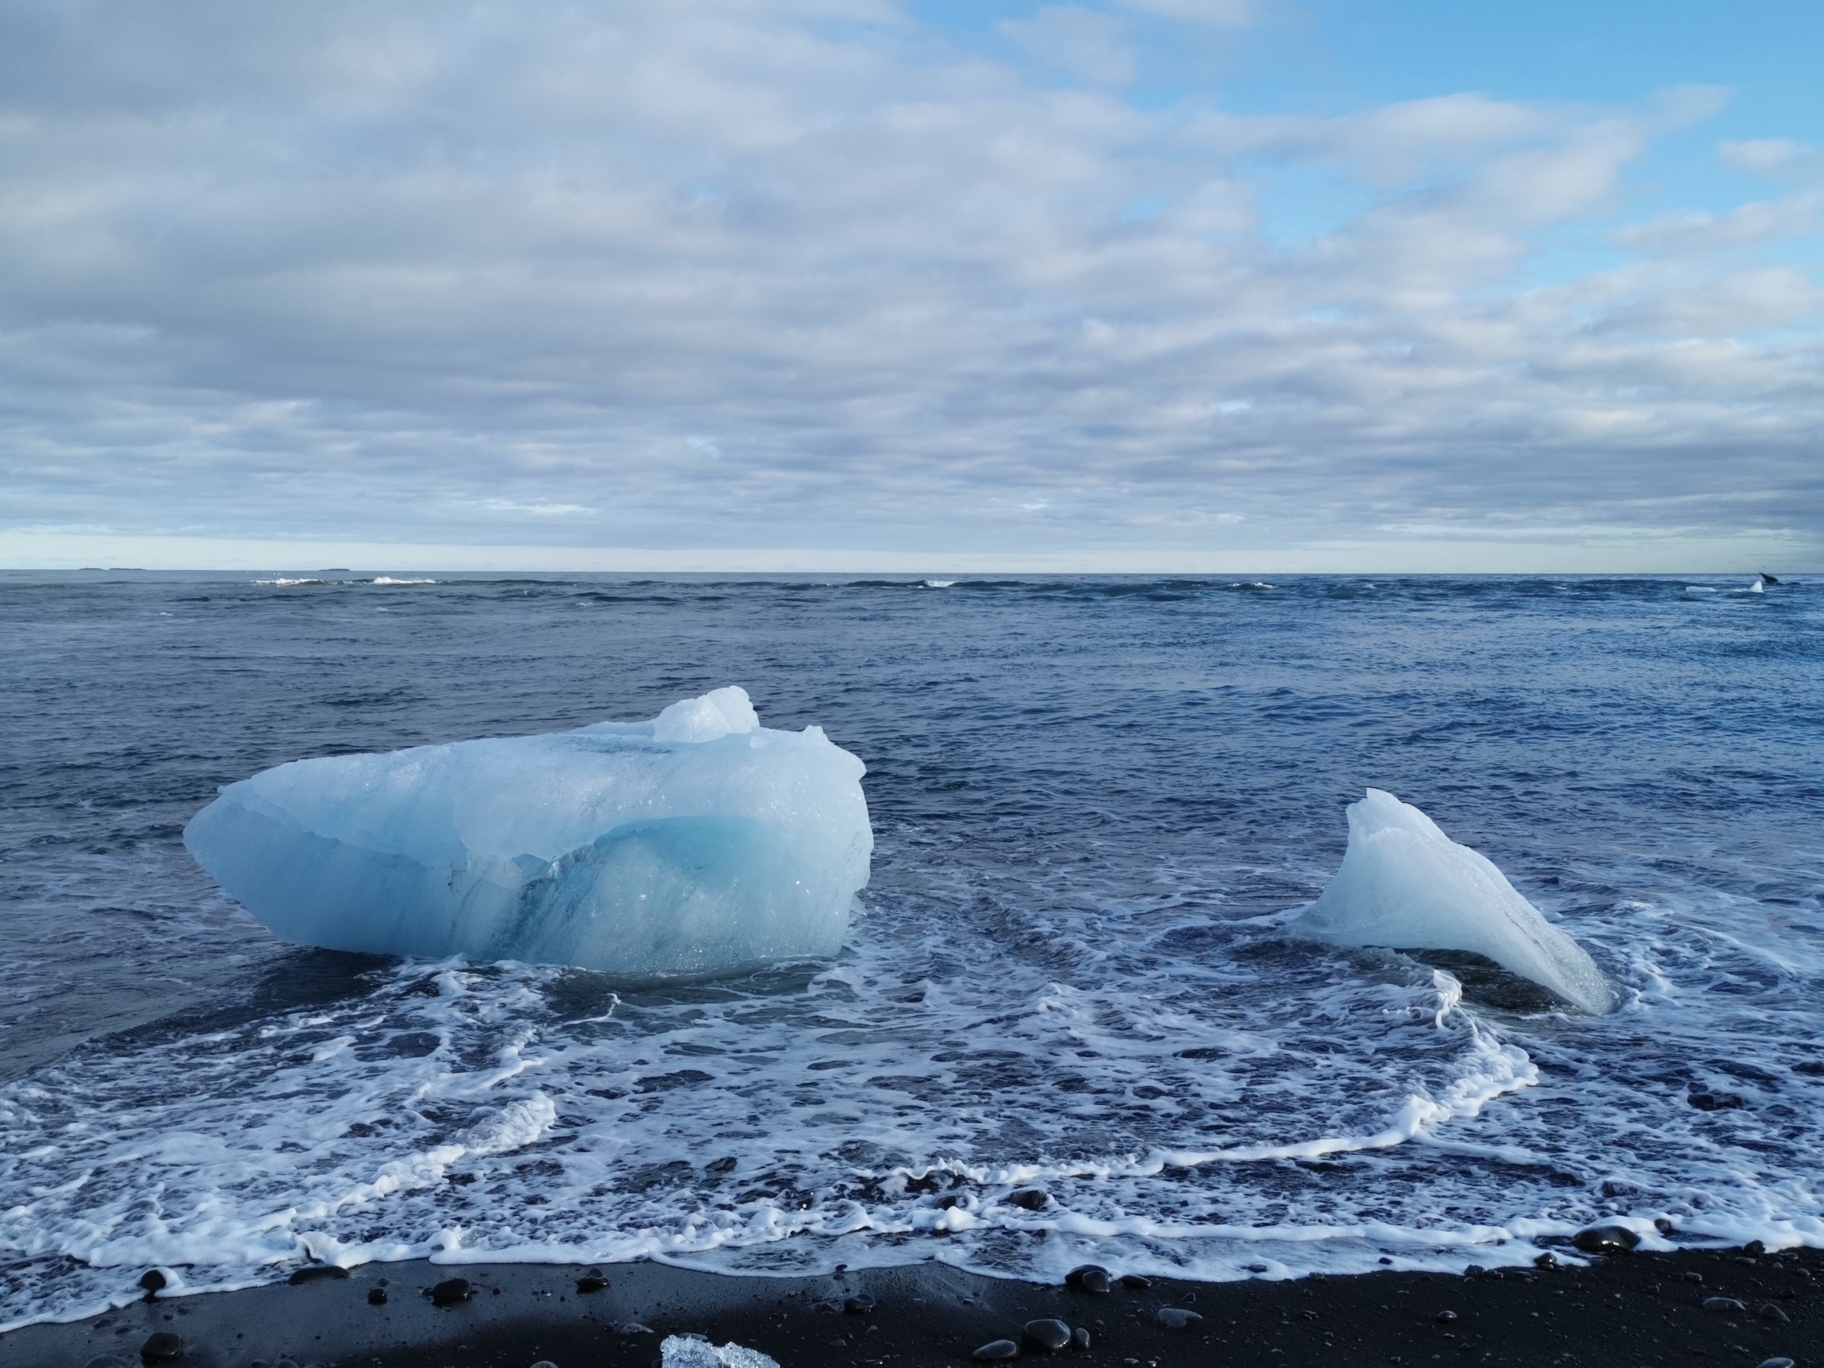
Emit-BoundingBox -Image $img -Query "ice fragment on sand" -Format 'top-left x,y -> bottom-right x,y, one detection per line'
184,687 -> 871,975
1290,789 -> 1615,1014
661,1335 -> 780,1368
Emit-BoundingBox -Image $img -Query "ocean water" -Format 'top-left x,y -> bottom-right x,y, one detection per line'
1,571 -> 1820,1331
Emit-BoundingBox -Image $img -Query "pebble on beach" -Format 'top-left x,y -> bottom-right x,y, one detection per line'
1117,1274 -> 1152,1290
1570,1224 -> 1640,1255
1065,1265 -> 1111,1295
576,1271 -> 610,1293
431,1277 -> 475,1307
1702,1297 -> 1746,1313
137,1270 -> 167,1297
973,1339 -> 1020,1360
81,1356 -> 132,1368
844,1294 -> 877,1314
1156,1307 -> 1202,1329
368,1286 -> 388,1305
1072,1326 -> 1092,1350
1022,1318 -> 1072,1350
287,1264 -> 349,1285
139,1330 -> 184,1362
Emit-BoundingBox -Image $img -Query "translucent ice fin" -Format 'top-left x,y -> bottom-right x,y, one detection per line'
1291,789 -> 1615,1014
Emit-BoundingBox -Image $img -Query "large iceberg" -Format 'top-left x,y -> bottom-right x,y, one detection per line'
184,687 -> 871,975
1291,789 -> 1615,1014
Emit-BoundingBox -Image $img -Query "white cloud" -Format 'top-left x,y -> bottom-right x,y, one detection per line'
1116,0 -> 1254,26
0,0 -> 1818,566
1000,7 -> 1136,87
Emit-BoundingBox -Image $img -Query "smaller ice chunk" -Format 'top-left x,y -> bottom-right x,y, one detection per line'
662,1336 -> 780,1368
1291,789 -> 1615,1014
652,685 -> 760,742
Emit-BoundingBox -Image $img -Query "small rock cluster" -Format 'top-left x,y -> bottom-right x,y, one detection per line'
972,1265 -> 1196,1360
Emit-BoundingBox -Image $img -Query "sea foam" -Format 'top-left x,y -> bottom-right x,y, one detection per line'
1291,789 -> 1615,1014
183,687 -> 871,974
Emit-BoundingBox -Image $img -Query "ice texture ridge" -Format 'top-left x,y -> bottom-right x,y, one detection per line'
1291,789 -> 1615,1014
183,687 -> 871,974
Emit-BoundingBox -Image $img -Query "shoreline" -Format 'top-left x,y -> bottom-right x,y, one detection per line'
2,1245 -> 1816,1368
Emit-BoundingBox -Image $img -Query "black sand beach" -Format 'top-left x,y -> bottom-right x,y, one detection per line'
3,1245 -> 1815,1368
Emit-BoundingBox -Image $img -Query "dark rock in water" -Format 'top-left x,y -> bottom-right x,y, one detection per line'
367,1286 -> 388,1306
973,1339 -> 1020,1361
707,1155 -> 738,1173
576,1272 -> 610,1293
1072,1327 -> 1091,1350
844,1294 -> 876,1315
138,1270 -> 167,1297
287,1264 -> 349,1284
1703,1297 -> 1747,1313
1759,1302 -> 1791,1323
1117,1273 -> 1152,1289
1571,1224 -> 1639,1255
1689,1091 -> 1745,1111
1744,1239 -> 1768,1257
1009,1189 -> 1050,1211
1156,1307 -> 1202,1329
1023,1318 -> 1072,1351
139,1331 -> 184,1362
430,1277 -> 474,1306
1533,1253 -> 1558,1269
1655,1217 -> 1678,1235
1065,1265 -> 1110,1294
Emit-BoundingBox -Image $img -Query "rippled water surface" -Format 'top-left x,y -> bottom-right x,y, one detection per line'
1,571 -> 1820,1330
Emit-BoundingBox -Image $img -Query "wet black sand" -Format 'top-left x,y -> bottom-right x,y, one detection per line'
2,1245 -> 1817,1368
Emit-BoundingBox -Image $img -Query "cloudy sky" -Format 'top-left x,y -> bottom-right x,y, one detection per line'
3,0 -> 1820,571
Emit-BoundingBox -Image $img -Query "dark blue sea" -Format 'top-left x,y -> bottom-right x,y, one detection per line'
2,571 -> 1820,1330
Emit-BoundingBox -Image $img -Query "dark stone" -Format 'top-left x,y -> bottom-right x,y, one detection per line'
1435,1310 -> 1458,1322
430,1277 -> 474,1307
82,1357 -> 133,1368
576,1273 -> 610,1294
1023,1319 -> 1072,1351
1009,1189 -> 1050,1212
137,1270 -> 167,1297
287,1265 -> 349,1285
1703,1296 -> 1746,1313
1744,1239 -> 1768,1257
1570,1224 -> 1639,1255
1533,1253 -> 1558,1269
1655,1217 -> 1678,1235
973,1340 -> 1020,1361
1683,1271 -> 1704,1284
1759,1359 -> 1796,1368
1064,1265 -> 1110,1295
139,1331 -> 184,1362
1072,1327 -> 1091,1350
1464,1265 -> 1486,1277
844,1295 -> 876,1315
706,1156 -> 738,1173
367,1287 -> 388,1306
1689,1091 -> 1745,1111
1156,1308 -> 1202,1329
1117,1274 -> 1152,1289
1760,1302 -> 1791,1323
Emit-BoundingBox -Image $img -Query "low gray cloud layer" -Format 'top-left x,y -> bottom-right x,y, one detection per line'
2,0 -> 1819,566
